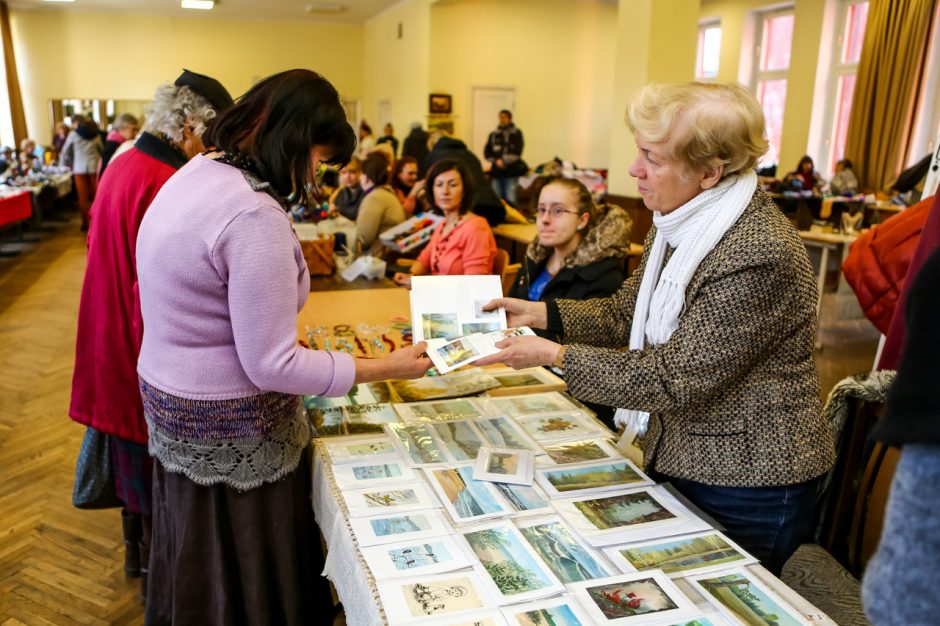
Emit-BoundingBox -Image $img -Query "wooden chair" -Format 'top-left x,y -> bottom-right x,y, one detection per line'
492,248 -> 509,289
502,263 -> 521,296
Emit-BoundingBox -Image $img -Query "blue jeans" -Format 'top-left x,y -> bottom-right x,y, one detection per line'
654,473 -> 821,575
491,176 -> 519,206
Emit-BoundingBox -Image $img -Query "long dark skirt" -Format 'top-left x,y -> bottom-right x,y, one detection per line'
145,446 -> 333,625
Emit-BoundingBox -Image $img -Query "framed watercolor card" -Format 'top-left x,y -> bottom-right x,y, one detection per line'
539,438 -> 624,466
500,594 -> 594,626
425,464 -> 509,524
473,447 -> 535,485
311,403 -> 401,437
687,567 -> 810,626
425,328 -> 536,375
535,458 -> 653,498
323,434 -> 400,464
475,416 -> 541,451
483,366 -> 567,397
385,422 -> 450,466
460,521 -> 565,604
428,420 -> 488,462
515,412 -> 607,443
349,508 -> 453,547
332,459 -> 419,489
376,570 -> 497,625
390,368 -> 501,403
568,570 -> 700,626
514,515 -> 612,583
603,530 -> 757,578
341,482 -> 440,518
482,392 -> 580,417
429,609 -> 510,626
360,534 -> 476,579
491,482 -> 553,516
395,398 -> 489,423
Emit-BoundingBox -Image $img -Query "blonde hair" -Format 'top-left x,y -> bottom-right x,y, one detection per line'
627,82 -> 768,179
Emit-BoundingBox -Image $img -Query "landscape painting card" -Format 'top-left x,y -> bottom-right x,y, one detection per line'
385,422 -> 450,466
391,368 -> 501,403
312,403 -> 400,437
460,520 -> 565,604
535,458 -> 653,498
410,275 -> 507,343
483,366 -> 567,397
425,327 -> 536,375
569,570 -> 699,626
429,608 -> 511,626
491,482 -> 553,516
360,534 -> 476,580
473,447 -> 535,485
651,609 -> 733,626
349,508 -> 453,547
395,398 -> 489,423
429,419 -> 488,462
475,416 -> 542,451
687,567 -> 811,626
514,515 -> 613,583
341,482 -> 440,519
603,530 -> 757,579
500,594 -> 594,626
483,392 -> 581,417
323,434 -> 401,464
376,569 -> 497,625
332,459 -> 420,489
539,438 -> 624,466
514,411 -> 608,443
426,464 -> 510,524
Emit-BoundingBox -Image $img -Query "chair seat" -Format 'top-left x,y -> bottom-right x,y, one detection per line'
781,543 -> 870,626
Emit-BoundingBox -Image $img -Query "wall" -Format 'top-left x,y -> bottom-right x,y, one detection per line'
11,9 -> 364,143
428,0 -> 617,169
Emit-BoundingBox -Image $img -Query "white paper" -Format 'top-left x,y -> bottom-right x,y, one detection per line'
376,569 -> 497,625
411,275 -> 507,344
535,458 -> 654,499
473,447 -> 535,485
341,482 -> 440,518
349,508 -> 453,547
602,530 -> 758,579
500,593 -> 596,626
426,327 -> 536,375
360,534 -> 476,579
424,464 -> 510,524
323,434 -> 401,465
567,570 -> 700,625
332,459 -> 420,489
686,567 -> 811,626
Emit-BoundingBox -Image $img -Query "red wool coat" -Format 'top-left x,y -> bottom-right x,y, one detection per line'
69,133 -> 187,444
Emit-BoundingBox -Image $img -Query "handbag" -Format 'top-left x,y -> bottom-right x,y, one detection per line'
72,426 -> 123,509
300,235 -> 336,276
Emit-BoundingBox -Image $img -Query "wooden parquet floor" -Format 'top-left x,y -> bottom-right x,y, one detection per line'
0,219 -> 145,625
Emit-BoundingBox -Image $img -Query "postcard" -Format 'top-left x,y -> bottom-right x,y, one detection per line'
514,411 -> 607,443
411,275 -> 508,344
431,608 -> 511,626
395,398 -> 488,423
349,508 -> 453,547
426,464 -> 509,523
535,458 -> 653,498
500,594 -> 594,626
304,380 -> 388,410
473,447 -> 535,485
332,459 -> 419,489
663,613 -> 731,626
324,434 -> 401,464
341,482 -> 440,518
483,366 -> 567,397
385,422 -> 449,466
569,570 -> 699,625
376,570 -> 496,625
540,438 -> 624,466
426,327 -> 536,375
475,416 -> 541,451
430,420 -> 488,462
360,534 -> 475,579
460,521 -> 565,604
312,403 -> 400,437
490,482 -> 552,516
515,515 -> 612,583
483,392 -> 580,417
604,531 -> 757,578
687,567 -> 811,626
391,368 -> 501,403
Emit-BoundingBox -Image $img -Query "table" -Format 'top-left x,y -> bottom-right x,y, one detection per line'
310,274 -> 396,292
0,190 -> 32,228
798,230 -> 859,326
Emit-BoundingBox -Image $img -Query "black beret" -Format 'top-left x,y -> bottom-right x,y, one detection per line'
174,69 -> 234,113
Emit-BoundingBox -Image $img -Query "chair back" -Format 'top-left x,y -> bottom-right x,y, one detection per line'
502,263 -> 521,296
492,247 -> 509,283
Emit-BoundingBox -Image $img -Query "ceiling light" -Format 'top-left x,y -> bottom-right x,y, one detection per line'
181,0 -> 214,9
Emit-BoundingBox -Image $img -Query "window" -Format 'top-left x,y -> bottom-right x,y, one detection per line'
824,1 -> 869,175
753,9 -> 794,167
696,20 -> 722,81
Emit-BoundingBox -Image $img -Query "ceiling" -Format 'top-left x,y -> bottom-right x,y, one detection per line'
10,0 -> 403,23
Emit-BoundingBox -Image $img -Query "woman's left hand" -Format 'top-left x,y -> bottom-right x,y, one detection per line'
475,336 -> 562,369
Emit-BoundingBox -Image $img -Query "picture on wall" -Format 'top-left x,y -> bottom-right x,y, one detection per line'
429,93 -> 453,114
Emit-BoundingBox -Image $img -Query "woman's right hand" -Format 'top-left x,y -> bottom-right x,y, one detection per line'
482,298 -> 548,330
354,342 -> 431,383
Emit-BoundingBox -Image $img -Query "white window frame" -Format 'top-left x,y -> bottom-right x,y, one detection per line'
695,19 -> 722,82
751,6 -> 795,167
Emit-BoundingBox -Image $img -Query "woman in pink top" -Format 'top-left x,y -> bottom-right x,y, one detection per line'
393,159 -> 497,287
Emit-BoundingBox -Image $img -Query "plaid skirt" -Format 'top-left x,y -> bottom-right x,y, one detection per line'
109,436 -> 153,516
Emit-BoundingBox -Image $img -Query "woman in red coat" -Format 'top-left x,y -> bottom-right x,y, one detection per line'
69,70 -> 233,601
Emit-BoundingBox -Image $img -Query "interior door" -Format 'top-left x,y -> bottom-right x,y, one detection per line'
471,87 -> 516,162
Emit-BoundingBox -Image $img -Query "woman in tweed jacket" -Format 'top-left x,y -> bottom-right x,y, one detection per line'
480,82 -> 835,574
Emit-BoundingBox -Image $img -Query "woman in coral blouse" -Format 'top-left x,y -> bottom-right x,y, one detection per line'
393,159 -> 497,287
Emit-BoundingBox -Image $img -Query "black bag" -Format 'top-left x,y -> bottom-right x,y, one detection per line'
72,427 -> 123,509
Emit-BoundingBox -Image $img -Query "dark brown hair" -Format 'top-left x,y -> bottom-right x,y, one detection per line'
541,177 -> 599,231
391,156 -> 418,193
425,159 -> 476,215
361,151 -> 390,186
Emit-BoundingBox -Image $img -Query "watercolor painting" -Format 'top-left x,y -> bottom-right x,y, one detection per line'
585,578 -> 679,619
491,394 -> 569,415
486,451 -> 519,475
370,514 -> 432,537
462,322 -> 503,335
618,533 -> 748,575
514,604 -> 586,626
343,440 -> 397,457
573,491 -> 676,530
493,373 -> 544,388
463,525 -> 556,597
431,466 -> 504,520
412,399 -> 483,421
494,483 -> 549,512
541,462 -> 645,494
518,414 -> 585,436
364,489 -> 420,509
477,417 -> 534,450
519,520 -> 609,583
695,571 -> 805,626
543,440 -> 616,465
423,313 -> 460,340
352,463 -> 403,481
387,542 -> 453,571
431,420 -> 485,461
387,423 -> 446,464
402,576 -> 485,617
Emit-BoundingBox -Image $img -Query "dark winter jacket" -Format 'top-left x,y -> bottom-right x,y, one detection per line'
485,123 -> 525,177
402,127 -> 431,175
426,136 -> 505,226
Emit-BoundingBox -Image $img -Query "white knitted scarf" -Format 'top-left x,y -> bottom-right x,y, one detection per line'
614,170 -> 757,432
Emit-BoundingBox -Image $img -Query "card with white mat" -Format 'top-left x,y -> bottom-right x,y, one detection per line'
376,569 -> 497,625
567,570 -> 700,626
349,508 -> 452,547
473,447 -> 535,485
360,534 -> 476,579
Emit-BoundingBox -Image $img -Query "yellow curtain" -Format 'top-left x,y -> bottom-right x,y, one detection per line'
844,0 -> 937,191
0,1 -> 26,146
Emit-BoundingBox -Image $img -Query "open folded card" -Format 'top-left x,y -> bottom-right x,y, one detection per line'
426,327 -> 535,374
410,275 -> 507,343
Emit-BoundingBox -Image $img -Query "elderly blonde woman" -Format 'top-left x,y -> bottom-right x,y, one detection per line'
481,82 -> 835,574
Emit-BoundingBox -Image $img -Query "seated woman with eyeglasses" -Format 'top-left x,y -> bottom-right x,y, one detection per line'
510,178 -> 632,305
393,159 -> 497,287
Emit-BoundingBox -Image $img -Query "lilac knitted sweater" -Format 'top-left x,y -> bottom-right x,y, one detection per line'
137,155 -> 355,401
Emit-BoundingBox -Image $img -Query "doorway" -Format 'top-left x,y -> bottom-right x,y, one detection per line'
471,87 -> 516,161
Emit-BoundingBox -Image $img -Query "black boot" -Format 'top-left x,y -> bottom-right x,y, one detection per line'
139,515 -> 152,605
121,510 -> 142,578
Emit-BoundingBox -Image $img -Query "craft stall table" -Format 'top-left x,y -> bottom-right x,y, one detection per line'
0,190 -> 35,256
798,230 -> 860,329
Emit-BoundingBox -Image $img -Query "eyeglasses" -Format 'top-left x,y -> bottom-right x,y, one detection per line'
536,206 -> 581,218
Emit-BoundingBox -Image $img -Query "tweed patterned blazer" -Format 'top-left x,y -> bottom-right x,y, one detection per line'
550,185 -> 835,487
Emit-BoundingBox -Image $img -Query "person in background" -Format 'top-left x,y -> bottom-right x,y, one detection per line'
69,70 -> 233,606
376,122 -> 399,157
0,146 -> 13,175
60,114 -> 104,231
136,69 -> 430,624
785,155 -> 824,193
329,155 -> 364,220
426,131 -> 505,226
357,120 -> 376,158
17,138 -> 38,171
485,109 -> 525,206
52,121 -> 70,158
830,158 -> 859,196
390,156 -> 424,216
393,159 -> 496,287
98,113 -> 140,180
402,122 -> 430,175
356,151 -> 405,254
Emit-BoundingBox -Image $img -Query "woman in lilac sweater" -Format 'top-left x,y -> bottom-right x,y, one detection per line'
136,70 -> 430,625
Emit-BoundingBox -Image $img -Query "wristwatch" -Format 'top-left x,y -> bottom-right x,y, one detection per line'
552,345 -> 566,371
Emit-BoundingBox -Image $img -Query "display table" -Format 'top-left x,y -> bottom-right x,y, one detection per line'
0,190 -> 32,228
798,230 -> 859,325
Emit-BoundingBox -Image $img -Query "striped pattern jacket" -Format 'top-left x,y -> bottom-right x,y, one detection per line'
550,186 -> 835,487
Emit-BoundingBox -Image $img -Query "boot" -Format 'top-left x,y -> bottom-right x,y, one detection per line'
139,515 -> 152,605
121,510 -> 142,578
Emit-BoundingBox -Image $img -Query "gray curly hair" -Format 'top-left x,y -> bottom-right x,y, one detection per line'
143,83 -> 217,143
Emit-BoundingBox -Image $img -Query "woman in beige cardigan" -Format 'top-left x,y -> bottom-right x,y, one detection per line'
480,82 -> 834,575
356,151 -> 405,254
